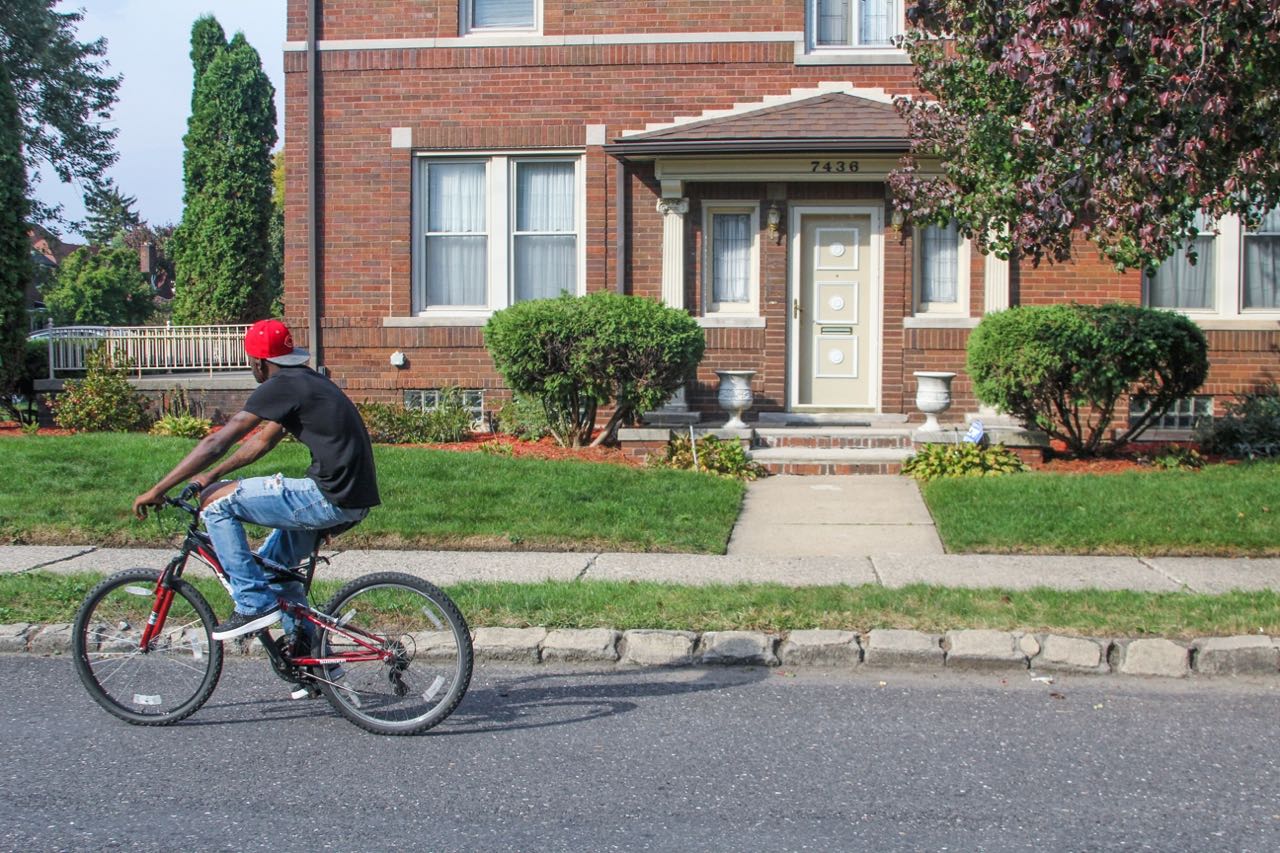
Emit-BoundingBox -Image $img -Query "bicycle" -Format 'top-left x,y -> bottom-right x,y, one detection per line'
71,484 -> 473,735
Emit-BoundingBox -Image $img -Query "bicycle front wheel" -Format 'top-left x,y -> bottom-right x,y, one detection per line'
72,568 -> 223,726
317,572 -> 472,735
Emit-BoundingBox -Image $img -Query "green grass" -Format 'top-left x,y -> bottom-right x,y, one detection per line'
921,461 -> 1280,556
4,572 -> 1276,640
0,434 -> 743,553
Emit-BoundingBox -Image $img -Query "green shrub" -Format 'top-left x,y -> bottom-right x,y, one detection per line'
650,434 -> 767,480
967,303 -> 1208,456
3,340 -> 49,424
358,389 -> 474,444
1145,444 -> 1205,471
485,292 -> 705,447
901,442 -> 1028,482
150,413 -> 213,439
52,345 -> 149,432
493,394 -> 552,441
1195,384 -> 1280,459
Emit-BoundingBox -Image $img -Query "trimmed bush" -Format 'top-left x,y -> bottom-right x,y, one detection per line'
52,345 -> 149,432
966,303 -> 1208,456
485,292 -> 705,447
1195,384 -> 1280,459
901,442 -> 1028,482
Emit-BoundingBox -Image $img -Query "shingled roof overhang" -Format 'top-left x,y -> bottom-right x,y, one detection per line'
606,92 -> 912,159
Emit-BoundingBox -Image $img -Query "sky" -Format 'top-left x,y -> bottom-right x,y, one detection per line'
34,1 -> 288,242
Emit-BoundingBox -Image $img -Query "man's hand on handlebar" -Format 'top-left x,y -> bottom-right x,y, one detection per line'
132,489 -> 166,520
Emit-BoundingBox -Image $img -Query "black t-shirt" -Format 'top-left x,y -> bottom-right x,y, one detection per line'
244,366 -> 380,509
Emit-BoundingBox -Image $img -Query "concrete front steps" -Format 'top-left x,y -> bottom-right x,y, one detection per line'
749,426 -> 916,475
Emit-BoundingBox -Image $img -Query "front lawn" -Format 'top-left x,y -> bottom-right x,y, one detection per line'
0,434 -> 744,553
922,461 -> 1280,556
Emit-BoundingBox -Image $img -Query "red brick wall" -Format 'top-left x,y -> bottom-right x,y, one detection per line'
283,1 -> 1279,420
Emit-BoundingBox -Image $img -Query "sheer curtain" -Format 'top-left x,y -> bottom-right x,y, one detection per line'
426,162 -> 486,307
514,162 -> 575,302
472,0 -> 533,29
712,213 -> 751,304
815,0 -> 850,46
1244,208 -> 1280,309
920,222 -> 958,305
1146,215 -> 1215,309
860,0 -> 895,45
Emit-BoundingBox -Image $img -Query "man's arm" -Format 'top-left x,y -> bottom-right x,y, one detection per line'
131,410 -> 278,519
191,420 -> 287,489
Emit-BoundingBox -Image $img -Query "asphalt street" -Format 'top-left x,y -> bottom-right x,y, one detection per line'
2,656 -> 1278,852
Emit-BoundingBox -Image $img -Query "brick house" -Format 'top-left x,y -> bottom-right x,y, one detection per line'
281,0 -> 1279,434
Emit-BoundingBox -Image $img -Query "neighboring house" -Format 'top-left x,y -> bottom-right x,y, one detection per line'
281,0 -> 1279,427
27,228 -> 83,326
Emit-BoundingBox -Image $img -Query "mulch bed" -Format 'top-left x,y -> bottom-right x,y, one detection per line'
1030,440 -> 1226,474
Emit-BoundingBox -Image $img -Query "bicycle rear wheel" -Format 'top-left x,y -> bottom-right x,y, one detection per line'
72,568 -> 223,726
317,572 -> 472,735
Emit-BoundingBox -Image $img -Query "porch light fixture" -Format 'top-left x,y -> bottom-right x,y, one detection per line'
890,207 -> 906,230
767,203 -> 782,242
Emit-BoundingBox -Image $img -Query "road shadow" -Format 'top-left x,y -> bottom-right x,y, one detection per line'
439,665 -> 772,735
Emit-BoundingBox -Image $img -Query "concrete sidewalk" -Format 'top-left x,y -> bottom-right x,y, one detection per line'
3,545 -> 1279,593
2,474 -> 1277,592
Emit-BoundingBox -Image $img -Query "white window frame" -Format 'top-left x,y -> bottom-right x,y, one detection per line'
805,0 -> 904,53
460,0 -> 541,36
912,222 -> 971,316
701,202 -> 761,317
1142,213 -> 1280,323
412,152 -> 584,317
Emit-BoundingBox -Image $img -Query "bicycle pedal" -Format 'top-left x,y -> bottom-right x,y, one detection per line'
290,684 -> 321,700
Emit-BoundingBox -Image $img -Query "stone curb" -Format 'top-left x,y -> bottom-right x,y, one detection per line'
12,623 -> 1280,679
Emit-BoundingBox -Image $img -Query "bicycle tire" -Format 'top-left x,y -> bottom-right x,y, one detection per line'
72,568 -> 223,726
317,572 -> 472,735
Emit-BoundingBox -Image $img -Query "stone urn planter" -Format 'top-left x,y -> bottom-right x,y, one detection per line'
714,369 -> 756,429
913,371 -> 956,431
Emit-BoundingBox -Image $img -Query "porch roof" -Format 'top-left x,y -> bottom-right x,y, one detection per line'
607,93 -> 911,157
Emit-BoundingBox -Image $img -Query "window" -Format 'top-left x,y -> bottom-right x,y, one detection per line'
413,154 -> 582,314
702,203 -> 760,316
1144,212 -> 1215,310
461,0 -> 536,34
810,0 -> 901,49
405,389 -> 487,429
1129,395 -> 1213,430
913,221 -> 969,315
1243,208 -> 1280,309
513,162 -> 575,302
1141,209 -> 1280,319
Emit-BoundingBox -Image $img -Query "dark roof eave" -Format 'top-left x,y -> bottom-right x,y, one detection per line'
606,138 -> 911,158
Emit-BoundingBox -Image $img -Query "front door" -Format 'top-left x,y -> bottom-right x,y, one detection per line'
792,210 -> 878,408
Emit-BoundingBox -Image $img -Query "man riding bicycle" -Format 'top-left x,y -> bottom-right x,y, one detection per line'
133,319 -> 380,643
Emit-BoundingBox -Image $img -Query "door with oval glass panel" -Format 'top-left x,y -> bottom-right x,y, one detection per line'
793,211 -> 878,408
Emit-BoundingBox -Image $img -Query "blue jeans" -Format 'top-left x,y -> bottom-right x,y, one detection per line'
201,474 -> 368,634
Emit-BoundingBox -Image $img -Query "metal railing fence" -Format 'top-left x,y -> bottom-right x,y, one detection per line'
34,323 -> 253,378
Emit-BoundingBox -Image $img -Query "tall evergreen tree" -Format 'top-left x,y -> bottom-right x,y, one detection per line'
0,0 -> 120,228
81,178 -> 141,245
0,62 -> 32,402
171,20 -> 278,324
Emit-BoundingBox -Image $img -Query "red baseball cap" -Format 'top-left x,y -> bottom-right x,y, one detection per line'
244,319 -> 310,366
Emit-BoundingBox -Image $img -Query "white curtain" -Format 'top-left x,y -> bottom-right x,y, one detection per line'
1147,236 -> 1214,309
1244,208 -> 1280,309
860,0 -> 894,45
921,222 -> 958,304
514,162 -> 575,301
815,0 -> 849,46
712,213 -> 751,304
426,163 -> 486,306
472,0 -> 533,28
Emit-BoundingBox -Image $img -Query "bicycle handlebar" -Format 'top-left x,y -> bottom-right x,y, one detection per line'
162,483 -> 204,518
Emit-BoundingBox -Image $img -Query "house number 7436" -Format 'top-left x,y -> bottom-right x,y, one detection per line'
810,160 -> 860,173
